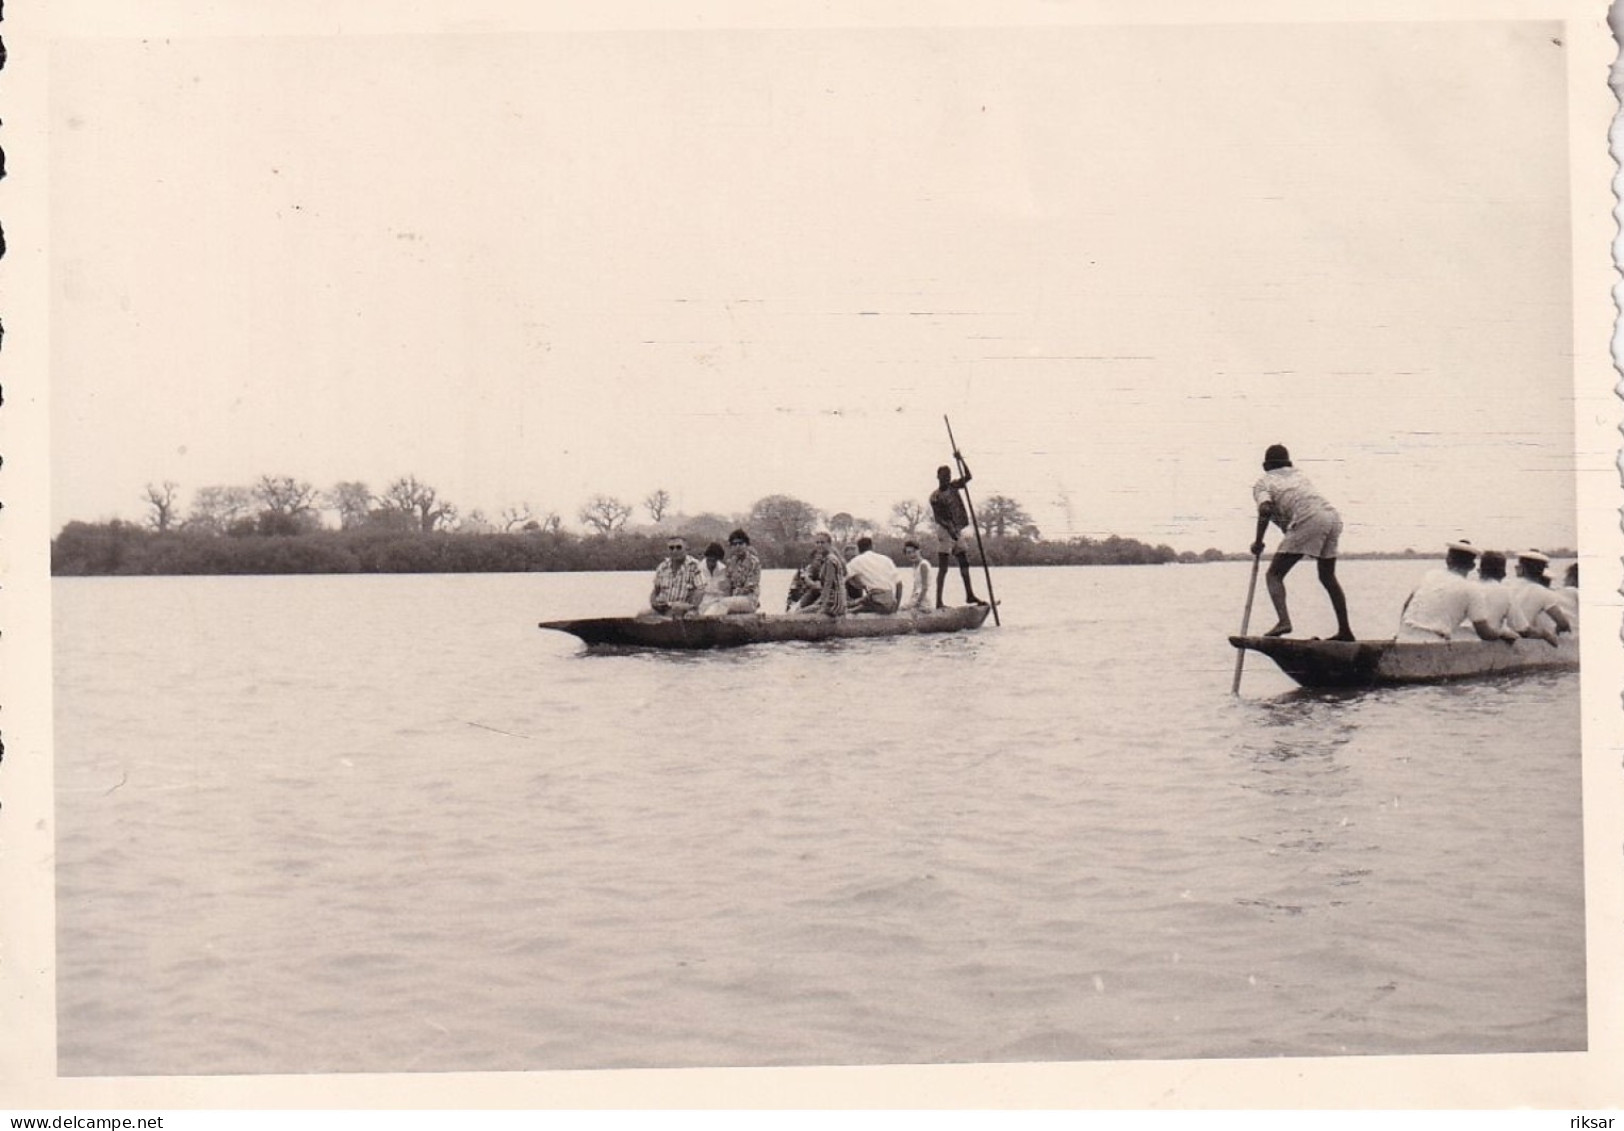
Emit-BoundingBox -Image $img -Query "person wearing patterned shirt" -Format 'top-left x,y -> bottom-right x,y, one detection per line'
1250,443 -> 1354,641
700,527 -> 762,616
786,545 -> 824,611
793,531 -> 848,618
648,536 -> 706,616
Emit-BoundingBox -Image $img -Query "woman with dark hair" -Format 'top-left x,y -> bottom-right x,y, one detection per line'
700,528 -> 763,616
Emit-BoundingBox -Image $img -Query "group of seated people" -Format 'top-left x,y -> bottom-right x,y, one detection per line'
784,533 -> 934,617
646,529 -> 935,619
1396,541 -> 1578,644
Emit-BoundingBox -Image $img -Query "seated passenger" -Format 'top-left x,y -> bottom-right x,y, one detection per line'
1509,550 -> 1573,637
1474,551 -> 1546,643
900,539 -> 933,614
695,542 -> 732,616
793,531 -> 848,618
699,528 -> 762,616
648,537 -> 705,617
786,546 -> 824,611
1556,562 -> 1579,630
1396,540 -> 1511,643
844,535 -> 903,614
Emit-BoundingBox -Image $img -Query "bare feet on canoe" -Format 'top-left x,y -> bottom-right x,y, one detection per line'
1329,631 -> 1356,643
1262,622 -> 1292,638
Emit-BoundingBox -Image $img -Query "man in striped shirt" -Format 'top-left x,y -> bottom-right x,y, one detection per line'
648,536 -> 706,616
794,531 -> 848,618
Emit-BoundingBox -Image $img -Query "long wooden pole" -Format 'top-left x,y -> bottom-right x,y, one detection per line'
1230,550 -> 1264,694
943,415 -> 1000,626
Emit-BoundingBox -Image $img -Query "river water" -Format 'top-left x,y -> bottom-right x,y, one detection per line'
52,561 -> 1586,1075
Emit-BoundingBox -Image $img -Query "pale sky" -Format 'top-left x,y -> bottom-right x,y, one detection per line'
50,20 -> 1580,552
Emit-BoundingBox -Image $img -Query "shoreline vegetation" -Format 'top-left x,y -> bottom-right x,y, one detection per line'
51,478 -> 1574,578
50,519 -> 1197,577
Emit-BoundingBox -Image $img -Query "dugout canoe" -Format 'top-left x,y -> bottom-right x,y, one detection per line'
540,603 -> 992,650
1228,633 -> 1579,689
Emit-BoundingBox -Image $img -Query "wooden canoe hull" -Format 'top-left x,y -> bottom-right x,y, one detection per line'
1229,634 -> 1580,688
540,603 -> 993,650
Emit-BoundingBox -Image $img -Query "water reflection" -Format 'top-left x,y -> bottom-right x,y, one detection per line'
1238,690 -> 1362,768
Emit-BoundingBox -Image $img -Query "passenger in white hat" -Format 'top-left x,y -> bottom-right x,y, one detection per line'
1474,550 -> 1555,645
1508,550 -> 1573,637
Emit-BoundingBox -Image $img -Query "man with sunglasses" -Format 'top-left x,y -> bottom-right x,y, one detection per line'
648,536 -> 706,617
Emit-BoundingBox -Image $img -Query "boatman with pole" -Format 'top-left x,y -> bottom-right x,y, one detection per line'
1250,443 -> 1355,641
930,455 -> 989,611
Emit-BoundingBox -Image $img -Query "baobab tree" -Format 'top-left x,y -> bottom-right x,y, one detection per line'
186,485 -> 254,533
500,503 -> 536,533
142,481 -> 180,532
253,474 -> 320,518
746,494 -> 819,545
890,499 -> 927,537
979,494 -> 1036,539
577,494 -> 633,536
325,481 -> 374,530
381,475 -> 457,533
643,488 -> 672,524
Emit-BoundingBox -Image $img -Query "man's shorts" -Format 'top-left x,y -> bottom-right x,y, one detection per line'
934,524 -> 969,555
1279,509 -> 1342,559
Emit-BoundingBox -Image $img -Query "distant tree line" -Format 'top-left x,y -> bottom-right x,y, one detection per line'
51,475 -> 1209,577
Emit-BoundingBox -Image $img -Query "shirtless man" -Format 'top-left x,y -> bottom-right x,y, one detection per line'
929,455 -> 987,609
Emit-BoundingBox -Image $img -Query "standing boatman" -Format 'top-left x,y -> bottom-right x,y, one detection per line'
1249,443 -> 1355,641
929,454 -> 988,610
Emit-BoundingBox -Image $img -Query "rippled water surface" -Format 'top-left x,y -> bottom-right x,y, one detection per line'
53,562 -> 1586,1075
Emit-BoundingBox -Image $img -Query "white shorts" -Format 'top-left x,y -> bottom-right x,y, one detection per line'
934,525 -> 969,555
1278,510 -> 1342,558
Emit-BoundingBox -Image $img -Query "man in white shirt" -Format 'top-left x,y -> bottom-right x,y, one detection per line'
1474,550 -> 1546,643
1398,540 -> 1517,643
1555,562 -> 1579,630
844,535 -> 903,614
1508,550 -> 1573,638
